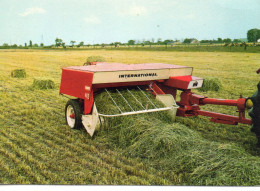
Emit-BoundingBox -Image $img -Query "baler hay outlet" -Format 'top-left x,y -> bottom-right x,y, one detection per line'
60,62 -> 260,145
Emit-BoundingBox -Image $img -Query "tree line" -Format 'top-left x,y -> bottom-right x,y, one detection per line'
1,28 -> 260,48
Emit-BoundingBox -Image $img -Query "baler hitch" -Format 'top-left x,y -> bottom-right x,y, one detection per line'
177,90 -> 252,125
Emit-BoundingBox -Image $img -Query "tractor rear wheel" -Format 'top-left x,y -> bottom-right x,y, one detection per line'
65,99 -> 83,129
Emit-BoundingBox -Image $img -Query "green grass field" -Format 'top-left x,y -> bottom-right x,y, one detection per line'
0,49 -> 260,185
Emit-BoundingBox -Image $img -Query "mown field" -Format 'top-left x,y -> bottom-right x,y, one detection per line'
0,49 -> 260,185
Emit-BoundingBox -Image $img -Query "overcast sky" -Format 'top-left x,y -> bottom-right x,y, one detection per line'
0,0 -> 260,45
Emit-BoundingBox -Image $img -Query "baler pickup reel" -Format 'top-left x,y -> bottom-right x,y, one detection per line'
81,85 -> 178,136
60,62 -> 255,142
99,86 -> 174,117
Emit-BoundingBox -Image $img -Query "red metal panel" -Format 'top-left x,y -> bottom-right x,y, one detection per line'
156,83 -> 177,99
60,68 -> 94,99
150,82 -> 165,95
164,76 -> 202,89
84,91 -> 94,115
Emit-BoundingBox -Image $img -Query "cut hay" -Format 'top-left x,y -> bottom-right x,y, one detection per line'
32,79 -> 55,90
95,87 -> 167,115
84,56 -> 105,65
95,88 -> 260,186
198,77 -> 222,92
11,69 -> 26,78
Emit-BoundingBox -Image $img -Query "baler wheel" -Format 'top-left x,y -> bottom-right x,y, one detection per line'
65,99 -> 83,129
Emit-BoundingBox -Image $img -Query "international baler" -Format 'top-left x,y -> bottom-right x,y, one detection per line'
59,62 -> 260,145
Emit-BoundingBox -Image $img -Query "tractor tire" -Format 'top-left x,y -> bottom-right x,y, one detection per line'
65,99 -> 83,129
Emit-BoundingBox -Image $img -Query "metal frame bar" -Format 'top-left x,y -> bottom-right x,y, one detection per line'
116,89 -> 134,111
149,83 -> 165,103
126,88 -> 146,110
105,88 -> 123,113
98,107 -> 173,117
137,86 -> 158,108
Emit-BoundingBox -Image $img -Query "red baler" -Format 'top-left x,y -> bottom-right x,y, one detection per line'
60,62 -> 256,139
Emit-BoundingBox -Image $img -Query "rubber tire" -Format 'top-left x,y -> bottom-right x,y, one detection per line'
65,99 -> 83,129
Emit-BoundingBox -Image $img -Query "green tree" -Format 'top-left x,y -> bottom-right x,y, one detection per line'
128,40 -> 135,45
29,40 -> 32,47
247,28 -> 260,42
163,39 -> 173,44
55,38 -> 63,47
70,41 -> 76,46
163,39 -> 173,48
40,43 -> 44,47
24,43 -> 27,47
223,38 -> 232,43
200,40 -> 210,43
144,40 -> 151,45
217,38 -> 223,43
114,42 -> 121,47
183,38 -> 192,44
233,39 -> 241,43
78,41 -> 84,47
157,38 -> 162,45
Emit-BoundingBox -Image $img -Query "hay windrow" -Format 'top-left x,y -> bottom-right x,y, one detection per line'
84,56 -> 105,65
95,88 -> 260,186
32,79 -> 55,90
11,69 -> 26,78
198,77 -> 222,92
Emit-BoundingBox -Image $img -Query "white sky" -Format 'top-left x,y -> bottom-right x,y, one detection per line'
0,0 -> 260,45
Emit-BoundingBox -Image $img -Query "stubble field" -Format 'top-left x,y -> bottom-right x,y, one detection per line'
0,49 -> 260,185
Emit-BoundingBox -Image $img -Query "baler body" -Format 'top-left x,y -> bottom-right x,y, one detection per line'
60,62 -> 252,138
60,62 -> 203,136
60,62 -> 201,100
